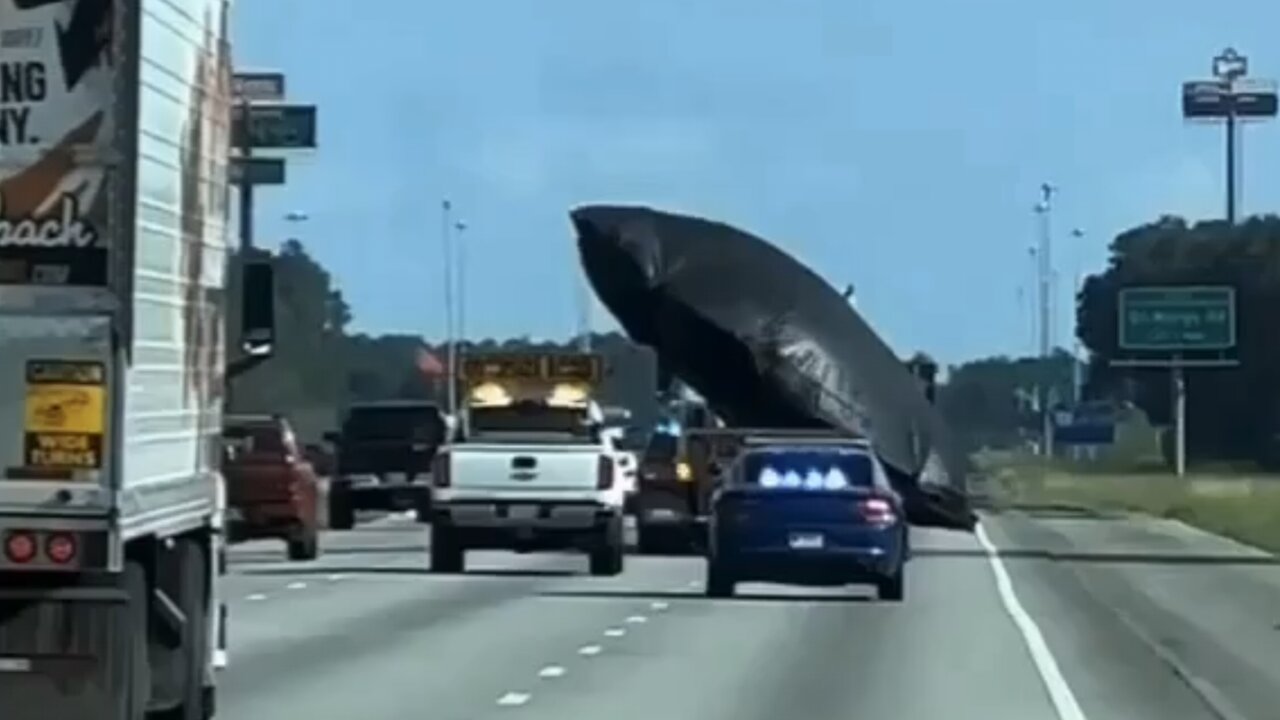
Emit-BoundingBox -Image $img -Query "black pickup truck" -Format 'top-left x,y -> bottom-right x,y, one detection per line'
324,401 -> 447,530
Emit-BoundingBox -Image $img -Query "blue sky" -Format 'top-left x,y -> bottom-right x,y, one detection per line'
234,0 -> 1280,365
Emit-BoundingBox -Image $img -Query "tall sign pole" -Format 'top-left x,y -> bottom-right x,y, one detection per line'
1181,48 -> 1277,224
1113,286 -> 1238,477
441,200 -> 457,420
231,71 -> 318,250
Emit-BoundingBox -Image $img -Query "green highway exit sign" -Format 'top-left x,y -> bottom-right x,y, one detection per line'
1118,285 -> 1236,352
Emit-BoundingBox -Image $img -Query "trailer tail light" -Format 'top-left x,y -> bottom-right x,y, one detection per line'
45,533 -> 77,564
4,531 -> 37,564
858,496 -> 897,526
597,455 -> 615,490
432,452 -> 451,488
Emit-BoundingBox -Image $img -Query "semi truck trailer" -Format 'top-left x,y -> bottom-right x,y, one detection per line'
0,1 -> 271,718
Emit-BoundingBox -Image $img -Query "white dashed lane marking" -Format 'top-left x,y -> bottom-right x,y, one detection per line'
625,614 -> 647,624
245,593 -> 266,602
538,665 -> 566,678
650,601 -> 669,611
287,581 -> 307,590
578,644 -> 603,656
496,692 -> 531,707
604,628 -> 626,637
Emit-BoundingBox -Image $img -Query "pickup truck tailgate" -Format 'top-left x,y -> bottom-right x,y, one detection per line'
449,444 -> 603,493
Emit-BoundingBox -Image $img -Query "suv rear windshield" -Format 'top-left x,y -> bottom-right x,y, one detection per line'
737,448 -> 874,489
342,405 -> 444,442
224,423 -> 287,455
642,432 -> 678,462
469,402 -> 590,437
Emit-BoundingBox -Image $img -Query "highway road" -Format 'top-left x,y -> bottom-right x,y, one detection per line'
218,510 -> 1280,720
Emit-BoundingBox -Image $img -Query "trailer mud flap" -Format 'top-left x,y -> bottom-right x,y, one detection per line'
0,585 -> 130,720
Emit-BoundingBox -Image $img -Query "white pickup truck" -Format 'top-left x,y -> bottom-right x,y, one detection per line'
428,399 -> 631,576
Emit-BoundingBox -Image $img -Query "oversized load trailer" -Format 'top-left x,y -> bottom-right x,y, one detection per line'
0,1 -> 273,718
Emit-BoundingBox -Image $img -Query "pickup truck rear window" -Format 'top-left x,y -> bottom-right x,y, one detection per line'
469,403 -> 588,435
737,449 -> 874,490
342,406 -> 444,441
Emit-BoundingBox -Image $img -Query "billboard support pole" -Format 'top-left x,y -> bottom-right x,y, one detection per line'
1226,104 -> 1237,224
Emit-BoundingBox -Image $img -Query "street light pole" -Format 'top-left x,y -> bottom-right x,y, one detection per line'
441,200 -> 456,419
1034,183 -> 1056,457
1069,228 -> 1086,404
454,219 -> 468,356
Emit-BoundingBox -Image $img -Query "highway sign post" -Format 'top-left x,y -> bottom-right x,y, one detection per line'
1112,285 -> 1239,477
232,70 -> 319,250
1181,48 -> 1277,223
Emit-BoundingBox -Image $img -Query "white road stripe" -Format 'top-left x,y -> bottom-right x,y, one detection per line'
976,522 -> 1088,720
578,645 -> 602,656
538,665 -> 566,678
496,692 -> 531,706
604,627 -> 626,637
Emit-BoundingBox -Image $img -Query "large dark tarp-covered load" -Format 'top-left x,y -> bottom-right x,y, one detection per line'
571,204 -> 975,530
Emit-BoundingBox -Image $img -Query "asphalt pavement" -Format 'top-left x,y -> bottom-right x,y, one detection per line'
216,510 -> 1280,720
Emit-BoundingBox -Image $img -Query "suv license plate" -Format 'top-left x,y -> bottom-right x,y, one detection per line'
789,533 -> 824,549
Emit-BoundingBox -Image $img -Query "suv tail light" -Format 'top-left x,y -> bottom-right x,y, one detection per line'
858,496 -> 897,526
432,452 -> 451,488
597,455 -> 615,490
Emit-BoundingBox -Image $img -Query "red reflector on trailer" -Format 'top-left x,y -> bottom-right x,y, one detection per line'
4,531 -> 37,564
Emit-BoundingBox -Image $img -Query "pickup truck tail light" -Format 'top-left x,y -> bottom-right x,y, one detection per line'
857,496 -> 897,526
597,456 -> 615,490
432,452 -> 451,488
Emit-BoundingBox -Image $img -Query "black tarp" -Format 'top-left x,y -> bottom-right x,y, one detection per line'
572,204 -> 975,530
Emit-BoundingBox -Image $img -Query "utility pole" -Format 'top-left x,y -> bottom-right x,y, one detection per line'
1034,182 -> 1056,458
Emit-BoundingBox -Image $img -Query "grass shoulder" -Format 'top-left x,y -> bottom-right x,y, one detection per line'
972,449 -> 1280,554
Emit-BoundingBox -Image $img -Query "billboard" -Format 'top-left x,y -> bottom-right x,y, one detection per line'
0,0 -> 114,287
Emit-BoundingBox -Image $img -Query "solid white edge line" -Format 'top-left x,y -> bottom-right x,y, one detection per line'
976,522 -> 1089,720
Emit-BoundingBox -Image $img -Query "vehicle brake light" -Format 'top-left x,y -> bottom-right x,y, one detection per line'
46,533 -> 77,564
597,455 -> 615,490
858,497 -> 897,525
4,531 -> 37,564
432,452 -> 451,488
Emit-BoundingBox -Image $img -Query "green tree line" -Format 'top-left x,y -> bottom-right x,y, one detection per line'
1072,215 -> 1280,467
224,241 -> 659,441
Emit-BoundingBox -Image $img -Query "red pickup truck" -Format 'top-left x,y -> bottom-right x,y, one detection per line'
222,415 -> 321,561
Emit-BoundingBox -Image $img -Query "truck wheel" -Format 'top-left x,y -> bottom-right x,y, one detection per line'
152,538 -> 210,720
705,560 -> 735,598
589,516 -> 625,576
876,567 -> 905,602
287,527 -> 320,561
122,560 -> 152,720
430,524 -> 465,573
328,485 -> 355,530
413,490 -> 433,524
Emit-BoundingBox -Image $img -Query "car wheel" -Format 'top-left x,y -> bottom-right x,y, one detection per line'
876,567 -> 905,602
589,516 -> 625,576
430,523 -> 465,573
286,527 -> 320,561
705,560 -> 735,598
328,484 -> 356,530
